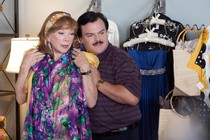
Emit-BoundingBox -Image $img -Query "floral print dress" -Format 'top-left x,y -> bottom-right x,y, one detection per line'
22,50 -> 92,140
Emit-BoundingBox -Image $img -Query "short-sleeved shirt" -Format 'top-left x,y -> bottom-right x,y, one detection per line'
88,43 -> 142,133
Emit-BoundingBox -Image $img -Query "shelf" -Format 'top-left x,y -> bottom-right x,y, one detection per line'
0,0 -> 19,139
0,34 -> 17,37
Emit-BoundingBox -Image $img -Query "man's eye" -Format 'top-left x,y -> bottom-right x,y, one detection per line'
100,31 -> 105,35
87,34 -> 93,37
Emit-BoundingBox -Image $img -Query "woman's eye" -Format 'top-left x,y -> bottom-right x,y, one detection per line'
58,32 -> 64,34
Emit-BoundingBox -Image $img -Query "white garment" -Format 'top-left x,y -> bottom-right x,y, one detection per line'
108,19 -> 120,48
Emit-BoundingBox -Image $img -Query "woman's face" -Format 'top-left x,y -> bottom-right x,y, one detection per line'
48,27 -> 75,61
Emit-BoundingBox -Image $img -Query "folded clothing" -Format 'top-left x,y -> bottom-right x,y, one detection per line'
82,51 -> 99,68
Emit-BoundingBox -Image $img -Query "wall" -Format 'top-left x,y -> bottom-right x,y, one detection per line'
102,0 -> 210,47
19,0 -> 210,43
166,0 -> 210,28
102,0 -> 156,46
19,0 -> 91,37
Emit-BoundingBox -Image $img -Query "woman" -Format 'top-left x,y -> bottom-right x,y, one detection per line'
15,11 -> 98,139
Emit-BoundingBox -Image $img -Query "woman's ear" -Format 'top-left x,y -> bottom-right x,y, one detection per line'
46,34 -> 51,42
78,38 -> 82,44
47,38 -> 50,42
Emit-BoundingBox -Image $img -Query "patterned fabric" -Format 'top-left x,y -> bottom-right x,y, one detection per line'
44,12 -> 71,35
140,67 -> 166,75
187,27 -> 209,91
22,50 -> 92,140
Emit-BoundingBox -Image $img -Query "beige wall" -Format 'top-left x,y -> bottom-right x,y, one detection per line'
18,0 -> 93,135
19,0 -> 92,37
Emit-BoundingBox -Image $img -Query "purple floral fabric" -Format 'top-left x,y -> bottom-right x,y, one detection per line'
22,50 -> 92,140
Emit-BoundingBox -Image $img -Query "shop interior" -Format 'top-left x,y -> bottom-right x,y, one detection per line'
0,0 -> 210,139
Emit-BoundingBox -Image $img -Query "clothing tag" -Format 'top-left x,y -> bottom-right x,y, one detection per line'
156,24 -> 159,30
196,82 -> 204,90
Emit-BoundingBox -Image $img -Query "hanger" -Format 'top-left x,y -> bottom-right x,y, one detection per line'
86,0 -> 95,11
185,24 -> 206,31
123,28 -> 175,48
182,24 -> 206,42
199,24 -> 206,30
193,24 -> 198,30
142,0 -> 166,31
154,0 -> 166,14
147,13 -> 166,25
151,0 -> 166,14
175,25 -> 201,53
143,0 -> 159,27
86,0 -> 101,12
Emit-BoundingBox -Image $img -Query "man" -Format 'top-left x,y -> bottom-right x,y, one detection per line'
77,11 -> 142,140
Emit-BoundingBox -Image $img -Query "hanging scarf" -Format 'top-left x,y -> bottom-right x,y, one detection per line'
187,27 -> 209,91
22,50 -> 92,140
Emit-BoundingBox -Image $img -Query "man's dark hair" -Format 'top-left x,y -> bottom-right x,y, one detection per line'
77,11 -> 109,37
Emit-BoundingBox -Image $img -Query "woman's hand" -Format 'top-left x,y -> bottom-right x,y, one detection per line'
72,48 -> 90,72
20,48 -> 45,71
72,48 -> 100,108
16,49 -> 44,104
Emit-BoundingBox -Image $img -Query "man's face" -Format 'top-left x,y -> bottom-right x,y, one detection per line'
80,18 -> 109,55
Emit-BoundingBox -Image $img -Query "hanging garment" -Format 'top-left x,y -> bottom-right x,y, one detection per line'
187,27 -> 209,91
124,12 -> 184,140
128,49 -> 169,140
108,19 -> 120,47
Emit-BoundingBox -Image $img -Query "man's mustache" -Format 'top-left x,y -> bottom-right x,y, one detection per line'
93,41 -> 103,46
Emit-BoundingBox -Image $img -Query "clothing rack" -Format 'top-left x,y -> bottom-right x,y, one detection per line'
86,0 -> 101,12
144,0 -> 166,30
185,24 -> 206,30
156,0 -> 166,14
151,0 -> 166,16
181,24 -> 206,40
